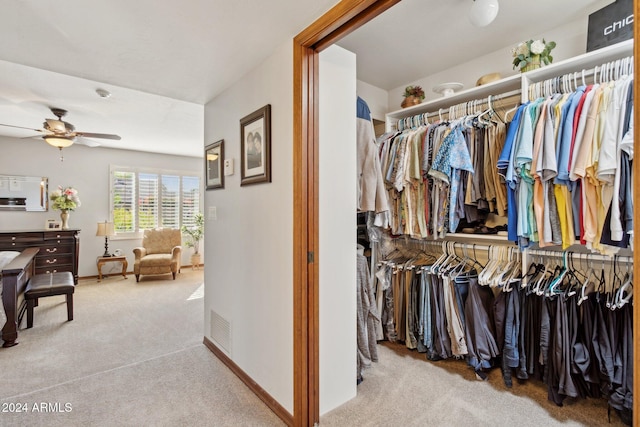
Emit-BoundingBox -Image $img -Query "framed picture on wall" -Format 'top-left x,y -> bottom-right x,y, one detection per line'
240,104 -> 271,186
205,139 -> 224,190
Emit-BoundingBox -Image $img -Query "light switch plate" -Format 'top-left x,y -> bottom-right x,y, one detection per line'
208,206 -> 217,220
224,158 -> 234,176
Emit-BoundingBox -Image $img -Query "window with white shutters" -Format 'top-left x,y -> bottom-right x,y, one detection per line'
161,175 -> 180,229
110,166 -> 201,237
113,171 -> 135,233
181,176 -> 200,228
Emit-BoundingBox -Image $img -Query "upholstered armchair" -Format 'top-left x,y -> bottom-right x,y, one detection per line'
133,229 -> 182,282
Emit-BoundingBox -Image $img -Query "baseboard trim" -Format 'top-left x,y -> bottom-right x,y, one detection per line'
79,267 -> 203,281
203,336 -> 293,426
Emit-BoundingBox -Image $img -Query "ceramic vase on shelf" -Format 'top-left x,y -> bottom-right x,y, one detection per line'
401,95 -> 421,108
60,210 -> 70,230
521,54 -> 541,72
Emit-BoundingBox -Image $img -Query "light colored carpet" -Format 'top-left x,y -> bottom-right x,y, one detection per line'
0,270 -> 284,427
0,270 -> 625,426
320,341 -> 624,427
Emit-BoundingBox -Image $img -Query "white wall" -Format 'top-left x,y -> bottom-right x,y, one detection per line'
203,41 -> 294,412
197,1 -> 622,419
0,137 -> 202,277
387,15 -> 605,110
319,45 -> 357,415
357,80 -> 388,122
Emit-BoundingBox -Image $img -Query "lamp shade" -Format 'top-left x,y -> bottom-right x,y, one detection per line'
96,221 -> 115,237
44,136 -> 75,148
469,0 -> 499,27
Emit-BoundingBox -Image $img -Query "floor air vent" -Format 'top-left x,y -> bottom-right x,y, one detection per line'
210,310 -> 231,354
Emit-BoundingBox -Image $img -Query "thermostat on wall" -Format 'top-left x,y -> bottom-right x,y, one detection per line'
224,158 -> 234,176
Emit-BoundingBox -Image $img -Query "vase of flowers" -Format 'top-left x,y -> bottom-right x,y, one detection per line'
401,85 -> 425,108
512,39 -> 556,72
50,186 -> 81,230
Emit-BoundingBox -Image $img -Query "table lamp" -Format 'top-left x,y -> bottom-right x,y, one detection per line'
96,221 -> 115,257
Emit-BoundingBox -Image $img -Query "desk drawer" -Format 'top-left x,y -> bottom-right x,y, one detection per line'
35,254 -> 73,269
39,243 -> 74,255
0,233 -> 43,245
44,231 -> 76,241
35,266 -> 73,275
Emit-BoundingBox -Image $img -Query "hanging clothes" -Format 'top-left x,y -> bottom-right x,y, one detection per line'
377,109 -> 510,240
357,96 -> 390,216
376,239 -> 633,425
500,73 -> 634,253
356,253 -> 380,380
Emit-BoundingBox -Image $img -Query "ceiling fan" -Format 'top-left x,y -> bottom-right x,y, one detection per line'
0,107 -> 121,150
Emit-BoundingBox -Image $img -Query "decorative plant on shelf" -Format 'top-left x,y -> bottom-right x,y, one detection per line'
403,85 -> 425,100
401,85 -> 425,108
181,212 -> 204,255
512,39 -> 556,72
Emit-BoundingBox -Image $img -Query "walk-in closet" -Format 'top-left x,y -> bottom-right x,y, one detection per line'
339,2 -> 635,425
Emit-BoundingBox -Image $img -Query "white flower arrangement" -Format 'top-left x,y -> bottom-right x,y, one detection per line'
512,39 -> 556,71
50,185 -> 81,211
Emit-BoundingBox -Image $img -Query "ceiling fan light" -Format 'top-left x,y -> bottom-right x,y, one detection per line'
44,136 -> 74,148
469,0 -> 499,27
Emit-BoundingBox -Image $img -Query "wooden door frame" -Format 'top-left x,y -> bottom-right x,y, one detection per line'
292,1 -> 400,425
633,2 -> 639,425
294,1 -> 639,426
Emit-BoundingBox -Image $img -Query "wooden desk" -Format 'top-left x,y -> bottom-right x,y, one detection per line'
96,256 -> 128,282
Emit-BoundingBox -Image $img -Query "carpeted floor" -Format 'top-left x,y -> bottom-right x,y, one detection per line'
0,269 -> 283,427
0,269 -> 626,426
320,341 -> 625,427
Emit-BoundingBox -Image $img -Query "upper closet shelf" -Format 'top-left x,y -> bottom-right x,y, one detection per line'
386,74 -> 521,123
385,39 -> 633,128
521,38 -> 633,84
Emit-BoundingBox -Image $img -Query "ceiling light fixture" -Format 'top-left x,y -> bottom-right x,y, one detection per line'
469,0 -> 499,27
43,136 -> 74,148
43,136 -> 75,161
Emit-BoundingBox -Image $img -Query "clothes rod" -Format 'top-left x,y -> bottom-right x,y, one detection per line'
527,55 -> 633,100
393,238 -> 495,253
396,89 -> 522,130
524,248 -> 633,263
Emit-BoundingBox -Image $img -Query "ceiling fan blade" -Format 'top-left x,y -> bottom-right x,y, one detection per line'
75,132 -> 121,140
21,134 -> 46,140
0,123 -> 44,133
75,137 -> 101,148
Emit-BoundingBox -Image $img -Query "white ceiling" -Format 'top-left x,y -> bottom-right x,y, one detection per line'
0,0 -> 612,157
338,0 -> 610,91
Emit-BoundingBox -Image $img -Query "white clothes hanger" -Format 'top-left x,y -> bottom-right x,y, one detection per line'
478,246 -> 494,286
616,272 -> 633,309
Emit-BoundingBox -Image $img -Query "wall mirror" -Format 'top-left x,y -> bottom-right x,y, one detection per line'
0,175 -> 49,211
